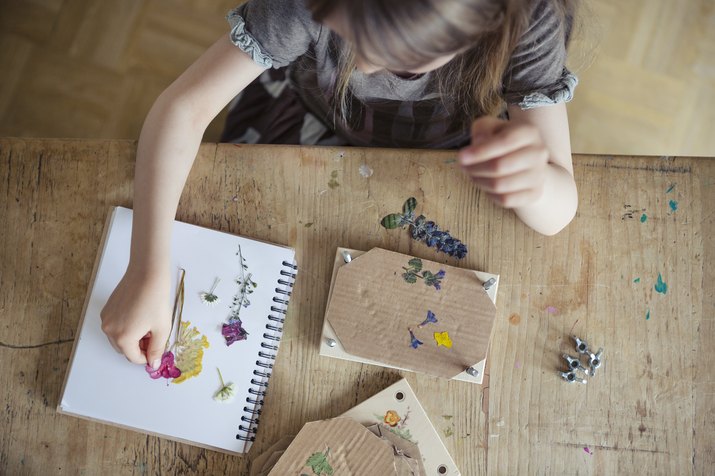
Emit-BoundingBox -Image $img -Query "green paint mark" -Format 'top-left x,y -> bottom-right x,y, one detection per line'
665,184 -> 675,193
640,213 -> 647,223
654,273 -> 668,294
304,222 -> 313,228
646,309 -> 650,320
443,427 -> 454,437
444,158 -> 457,164
668,200 -> 678,212
442,415 -> 454,420
633,277 -> 640,283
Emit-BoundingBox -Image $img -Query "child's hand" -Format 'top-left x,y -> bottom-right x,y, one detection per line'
457,116 -> 549,208
100,267 -> 172,369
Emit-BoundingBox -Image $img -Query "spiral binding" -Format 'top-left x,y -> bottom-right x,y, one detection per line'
236,259 -> 297,443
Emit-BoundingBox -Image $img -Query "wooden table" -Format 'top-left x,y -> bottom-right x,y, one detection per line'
1,138 -> 713,475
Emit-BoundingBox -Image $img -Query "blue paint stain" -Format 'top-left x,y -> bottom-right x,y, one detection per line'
666,184 -> 676,193
633,277 -> 640,283
646,309 -> 650,320
654,273 -> 668,294
640,213 -> 647,223
669,200 -> 678,212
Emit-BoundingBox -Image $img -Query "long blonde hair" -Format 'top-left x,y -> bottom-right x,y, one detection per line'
307,0 -> 575,121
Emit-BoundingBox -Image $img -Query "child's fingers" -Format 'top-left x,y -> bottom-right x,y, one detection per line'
470,116 -> 505,139
146,327 -> 170,370
462,145 -> 548,178
469,167 -> 545,195
486,188 -> 544,209
460,123 -> 541,166
117,336 -> 147,365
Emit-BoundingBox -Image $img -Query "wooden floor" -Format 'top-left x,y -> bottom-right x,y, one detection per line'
0,0 -> 713,155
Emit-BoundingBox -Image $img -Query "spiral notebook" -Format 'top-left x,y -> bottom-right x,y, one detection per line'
58,207 -> 297,455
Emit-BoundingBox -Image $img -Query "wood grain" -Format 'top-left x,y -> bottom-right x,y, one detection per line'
0,138 -> 713,475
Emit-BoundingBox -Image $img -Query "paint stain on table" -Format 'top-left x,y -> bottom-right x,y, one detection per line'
668,200 -> 678,212
508,313 -> 521,326
654,273 -> 668,294
640,213 -> 647,223
328,170 -> 340,189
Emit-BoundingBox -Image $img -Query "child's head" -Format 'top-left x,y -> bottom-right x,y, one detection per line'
310,0 -> 506,75
307,0 -> 574,120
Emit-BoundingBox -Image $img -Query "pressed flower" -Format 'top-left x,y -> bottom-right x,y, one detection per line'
434,331 -> 453,348
145,351 -> 182,379
223,244 -> 257,344
172,321 -> 210,384
418,310 -> 438,328
222,319 -> 249,346
199,278 -> 221,306
401,258 -> 445,290
381,198 -> 467,258
305,447 -> 334,476
384,410 -> 401,427
408,328 -> 423,349
213,368 -> 236,402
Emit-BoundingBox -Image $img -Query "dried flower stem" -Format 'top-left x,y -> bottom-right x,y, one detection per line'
165,268 -> 186,352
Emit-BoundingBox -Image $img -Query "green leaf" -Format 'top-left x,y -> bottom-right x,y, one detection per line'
402,272 -> 417,284
402,197 -> 417,215
306,449 -> 334,476
422,270 -> 434,280
381,213 -> 404,229
407,258 -> 422,272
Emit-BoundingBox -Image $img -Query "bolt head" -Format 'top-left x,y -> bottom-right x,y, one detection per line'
326,338 -> 337,347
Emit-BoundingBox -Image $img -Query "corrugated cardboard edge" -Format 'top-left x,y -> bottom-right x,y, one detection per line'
320,247 -> 499,384
267,417 -> 396,475
340,378 -> 460,476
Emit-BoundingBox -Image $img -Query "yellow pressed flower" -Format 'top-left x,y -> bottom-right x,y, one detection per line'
434,331 -> 453,348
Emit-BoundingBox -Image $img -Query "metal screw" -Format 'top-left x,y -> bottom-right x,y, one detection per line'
483,278 -> 496,291
466,367 -> 479,377
341,250 -> 352,263
326,338 -> 337,347
559,370 -> 587,384
562,354 -> 590,375
588,348 -> 603,376
572,336 -> 589,355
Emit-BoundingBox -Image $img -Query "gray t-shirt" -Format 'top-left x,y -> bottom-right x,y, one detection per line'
227,0 -> 577,148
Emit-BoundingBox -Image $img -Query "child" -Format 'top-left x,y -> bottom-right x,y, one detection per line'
101,0 -> 579,367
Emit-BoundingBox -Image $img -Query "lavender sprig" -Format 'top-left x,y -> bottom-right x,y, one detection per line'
380,198 -> 468,259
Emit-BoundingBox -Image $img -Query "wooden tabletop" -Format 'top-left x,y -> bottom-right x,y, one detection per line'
1,138 -> 713,475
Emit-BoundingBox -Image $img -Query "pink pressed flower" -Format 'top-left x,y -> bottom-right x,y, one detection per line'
145,351 -> 182,379
222,319 -> 249,346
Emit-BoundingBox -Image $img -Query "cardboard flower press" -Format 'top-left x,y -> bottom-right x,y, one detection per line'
321,248 -> 498,381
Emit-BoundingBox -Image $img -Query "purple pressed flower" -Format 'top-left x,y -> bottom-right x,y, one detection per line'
145,351 -> 182,380
381,199 -> 468,259
418,310 -> 438,328
408,328 -> 423,349
222,319 -> 249,346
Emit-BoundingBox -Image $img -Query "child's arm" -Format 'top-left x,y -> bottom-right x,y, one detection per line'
457,102 -> 578,236
100,35 -> 265,367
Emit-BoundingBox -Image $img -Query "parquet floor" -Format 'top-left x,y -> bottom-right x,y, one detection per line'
0,0 -> 713,156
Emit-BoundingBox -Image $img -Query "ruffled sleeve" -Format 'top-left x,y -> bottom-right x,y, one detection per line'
226,0 -> 321,69
502,0 -> 578,109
